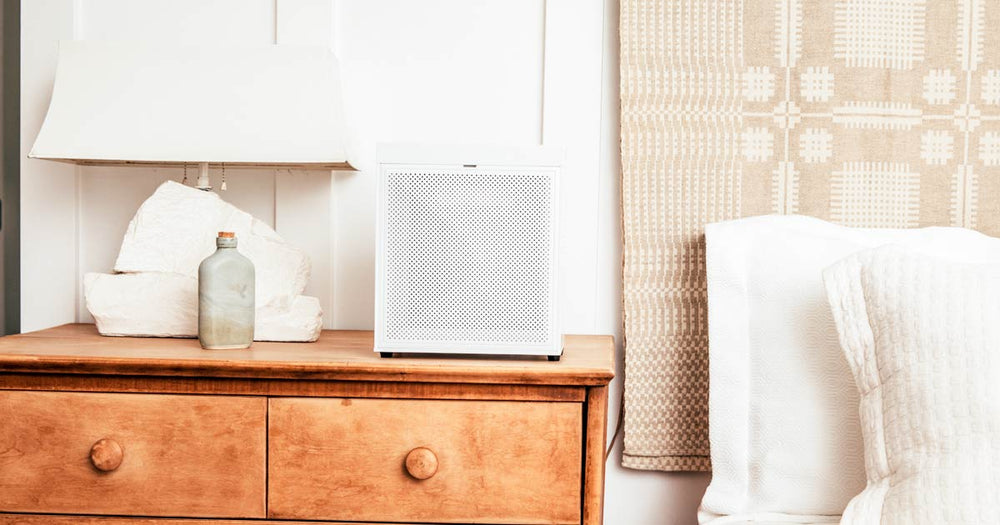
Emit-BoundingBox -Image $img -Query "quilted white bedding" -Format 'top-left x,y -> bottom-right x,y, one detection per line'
825,247 -> 1000,524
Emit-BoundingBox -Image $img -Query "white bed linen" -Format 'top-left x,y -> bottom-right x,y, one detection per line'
701,215 -> 998,523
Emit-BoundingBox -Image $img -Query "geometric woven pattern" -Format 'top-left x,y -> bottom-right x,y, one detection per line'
830,162 -> 921,227
621,0 -> 1000,471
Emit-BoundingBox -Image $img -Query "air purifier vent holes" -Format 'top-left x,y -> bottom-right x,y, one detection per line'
382,168 -> 555,344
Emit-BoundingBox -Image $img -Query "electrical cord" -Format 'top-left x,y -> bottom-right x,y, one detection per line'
605,382 -> 625,460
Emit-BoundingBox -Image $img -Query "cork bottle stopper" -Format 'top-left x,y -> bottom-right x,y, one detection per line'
218,232 -> 236,238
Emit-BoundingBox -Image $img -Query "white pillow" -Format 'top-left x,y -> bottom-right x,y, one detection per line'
825,246 -> 1000,524
699,215 -> 1000,523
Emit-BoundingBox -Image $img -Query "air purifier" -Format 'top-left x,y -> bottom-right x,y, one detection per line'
375,144 -> 562,359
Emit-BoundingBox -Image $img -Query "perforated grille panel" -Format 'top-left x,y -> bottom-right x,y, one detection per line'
379,167 -> 557,349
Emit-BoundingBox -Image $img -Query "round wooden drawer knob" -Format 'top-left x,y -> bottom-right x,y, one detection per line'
90,438 -> 124,472
404,447 -> 438,480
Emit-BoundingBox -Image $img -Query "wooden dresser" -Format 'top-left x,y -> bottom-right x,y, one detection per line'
0,324 -> 614,525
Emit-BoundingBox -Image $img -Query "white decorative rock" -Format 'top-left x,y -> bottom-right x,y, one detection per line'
85,181 -> 324,342
85,272 -> 198,338
114,181 -> 309,309
85,273 -> 323,342
255,296 -> 324,342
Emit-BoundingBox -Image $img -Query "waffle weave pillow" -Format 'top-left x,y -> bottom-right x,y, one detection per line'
825,246 -> 1000,525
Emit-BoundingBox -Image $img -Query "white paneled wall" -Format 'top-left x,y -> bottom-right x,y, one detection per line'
21,0 -> 709,522
23,0 -> 556,330
21,0 -> 77,333
330,0 -> 547,328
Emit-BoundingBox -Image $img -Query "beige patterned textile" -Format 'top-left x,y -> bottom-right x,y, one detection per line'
620,0 -> 1000,471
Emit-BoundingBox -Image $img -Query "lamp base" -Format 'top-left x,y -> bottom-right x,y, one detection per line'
195,162 -> 211,191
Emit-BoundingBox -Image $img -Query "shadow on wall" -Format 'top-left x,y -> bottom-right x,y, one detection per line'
608,444 -> 711,524
604,338 -> 711,524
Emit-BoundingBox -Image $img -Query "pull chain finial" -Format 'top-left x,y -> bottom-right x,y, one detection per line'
220,163 -> 227,191
181,163 -> 188,185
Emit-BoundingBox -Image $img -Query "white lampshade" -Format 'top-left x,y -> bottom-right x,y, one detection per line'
30,40 -> 354,170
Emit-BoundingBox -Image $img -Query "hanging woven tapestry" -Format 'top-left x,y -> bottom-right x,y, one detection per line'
620,0 -> 1000,471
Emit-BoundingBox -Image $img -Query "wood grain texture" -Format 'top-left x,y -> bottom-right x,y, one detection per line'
268,397 -> 583,524
0,374 -> 584,402
0,515 -> 552,525
0,515 -> 442,525
583,386 -> 609,525
0,327 -> 614,523
0,324 -> 614,386
0,391 -> 266,518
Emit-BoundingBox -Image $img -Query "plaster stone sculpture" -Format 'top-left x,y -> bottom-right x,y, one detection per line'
85,181 -> 323,342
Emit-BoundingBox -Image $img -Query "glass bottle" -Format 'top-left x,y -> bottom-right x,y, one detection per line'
198,231 -> 255,349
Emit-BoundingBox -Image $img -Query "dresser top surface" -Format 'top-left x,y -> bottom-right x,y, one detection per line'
0,324 -> 614,386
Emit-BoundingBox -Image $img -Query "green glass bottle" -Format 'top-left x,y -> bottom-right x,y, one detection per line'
198,232 -> 255,349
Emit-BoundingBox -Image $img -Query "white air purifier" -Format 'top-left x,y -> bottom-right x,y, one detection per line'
375,144 -> 562,359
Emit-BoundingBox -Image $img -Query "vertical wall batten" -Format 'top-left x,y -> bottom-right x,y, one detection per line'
542,0 -> 605,334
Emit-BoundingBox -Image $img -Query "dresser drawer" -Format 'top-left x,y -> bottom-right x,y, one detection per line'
268,397 -> 583,524
0,391 -> 266,518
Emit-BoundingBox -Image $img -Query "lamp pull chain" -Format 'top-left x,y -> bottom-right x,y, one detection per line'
181,163 -> 188,185
221,163 -> 227,191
